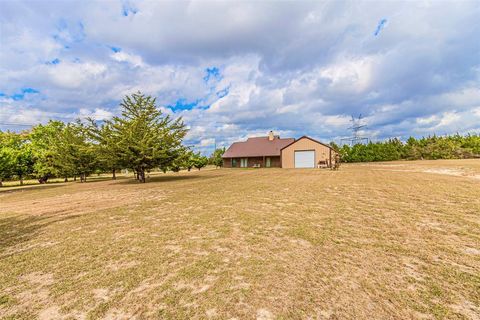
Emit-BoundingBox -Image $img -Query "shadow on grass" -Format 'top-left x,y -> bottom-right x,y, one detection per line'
0,213 -> 80,256
116,172 -> 224,185
0,184 -> 66,194
0,179 -> 68,189
0,176 -> 128,193
82,175 -> 129,183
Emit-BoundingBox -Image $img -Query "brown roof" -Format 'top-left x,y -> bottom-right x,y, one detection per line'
280,136 -> 335,151
222,136 -> 295,158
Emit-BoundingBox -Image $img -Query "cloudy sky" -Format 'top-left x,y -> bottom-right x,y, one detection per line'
1,0 -> 479,153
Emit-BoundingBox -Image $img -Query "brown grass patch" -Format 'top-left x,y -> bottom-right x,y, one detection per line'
0,160 -> 479,319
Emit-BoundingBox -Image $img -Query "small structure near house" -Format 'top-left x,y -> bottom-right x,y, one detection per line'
222,131 -> 338,168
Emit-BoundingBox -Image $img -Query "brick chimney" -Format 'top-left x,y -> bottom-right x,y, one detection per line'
268,130 -> 275,141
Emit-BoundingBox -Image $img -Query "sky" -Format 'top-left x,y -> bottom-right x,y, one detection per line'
1,0 -> 479,154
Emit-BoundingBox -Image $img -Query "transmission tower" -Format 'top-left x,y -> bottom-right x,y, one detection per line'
340,114 -> 369,146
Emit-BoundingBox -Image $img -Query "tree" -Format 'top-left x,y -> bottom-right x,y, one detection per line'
0,148 -> 13,186
192,152 -> 208,170
29,121 -> 65,183
209,147 -> 225,168
172,147 -> 194,172
108,92 -> 187,182
0,131 -> 14,186
0,132 -> 34,185
86,119 -> 121,180
329,142 -> 340,153
51,121 -> 98,182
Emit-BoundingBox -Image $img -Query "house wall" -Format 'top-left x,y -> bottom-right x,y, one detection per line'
281,137 -> 336,168
247,157 -> 263,167
222,156 -> 281,168
269,156 -> 281,167
222,158 -> 242,168
223,158 -> 232,168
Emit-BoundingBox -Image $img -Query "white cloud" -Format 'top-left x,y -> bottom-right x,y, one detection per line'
199,138 -> 215,147
47,62 -> 107,89
417,115 -> 437,125
435,112 -> 461,128
319,56 -> 375,93
474,107 -> 480,117
111,51 -> 144,67
78,108 -> 114,120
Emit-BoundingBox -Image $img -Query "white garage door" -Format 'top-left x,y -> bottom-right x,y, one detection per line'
294,150 -> 315,168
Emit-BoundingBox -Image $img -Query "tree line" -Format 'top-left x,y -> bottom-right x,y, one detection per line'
0,92 -> 224,186
331,134 -> 480,163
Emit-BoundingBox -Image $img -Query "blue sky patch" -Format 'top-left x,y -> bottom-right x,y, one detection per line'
110,46 -> 121,53
52,19 -> 86,46
46,58 -> 60,65
168,98 -> 200,112
122,3 -> 138,16
216,86 -> 229,98
11,88 -> 40,101
374,18 -> 387,36
22,88 -> 39,94
203,67 -> 222,82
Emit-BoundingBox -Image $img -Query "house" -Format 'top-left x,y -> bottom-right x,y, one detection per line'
222,131 -> 337,168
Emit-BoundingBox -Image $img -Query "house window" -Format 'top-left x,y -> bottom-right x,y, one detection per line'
240,158 -> 248,168
266,157 -> 271,168
232,158 -> 237,167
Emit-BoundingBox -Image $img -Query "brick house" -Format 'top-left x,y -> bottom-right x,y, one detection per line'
222,131 -> 337,168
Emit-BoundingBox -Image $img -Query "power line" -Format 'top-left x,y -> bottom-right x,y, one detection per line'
0,122 -> 36,127
340,114 -> 370,146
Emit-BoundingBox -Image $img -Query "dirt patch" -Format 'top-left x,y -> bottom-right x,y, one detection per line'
450,300 -> 480,320
256,308 -> 274,320
38,306 -> 62,320
103,308 -> 137,320
21,272 -> 54,286
464,247 -> 480,255
205,308 -> 217,318
422,168 -> 465,176
92,288 -> 111,302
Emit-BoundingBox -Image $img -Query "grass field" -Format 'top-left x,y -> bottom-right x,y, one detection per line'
1,160 -> 479,319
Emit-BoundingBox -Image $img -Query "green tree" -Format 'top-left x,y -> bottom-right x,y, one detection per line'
168,147 -> 192,172
86,119 -> 121,179
0,132 -> 34,185
29,121 -> 66,183
192,152 -> 208,170
108,92 -> 188,182
329,142 -> 340,153
0,148 -> 13,186
209,147 -> 225,168
0,131 -> 14,186
52,121 -> 98,182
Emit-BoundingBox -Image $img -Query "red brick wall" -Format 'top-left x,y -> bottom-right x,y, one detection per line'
247,157 -> 263,167
223,158 -> 232,168
223,156 -> 281,168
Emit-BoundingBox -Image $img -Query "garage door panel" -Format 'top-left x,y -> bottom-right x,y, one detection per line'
294,150 -> 315,168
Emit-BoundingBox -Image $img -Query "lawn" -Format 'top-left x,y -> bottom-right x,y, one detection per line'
0,160 -> 479,319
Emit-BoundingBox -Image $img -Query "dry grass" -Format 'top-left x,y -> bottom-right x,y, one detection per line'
0,160 -> 479,319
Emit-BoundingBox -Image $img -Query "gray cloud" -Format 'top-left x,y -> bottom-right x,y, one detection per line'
0,0 -> 479,153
